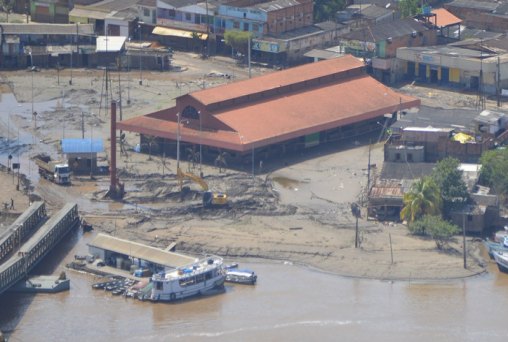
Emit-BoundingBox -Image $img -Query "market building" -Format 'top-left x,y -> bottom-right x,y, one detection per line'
117,54 -> 420,168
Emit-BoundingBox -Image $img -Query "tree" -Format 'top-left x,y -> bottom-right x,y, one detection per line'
431,157 -> 469,216
400,176 -> 442,223
399,0 -> 421,18
479,148 -> 508,198
409,215 -> 460,250
314,0 -> 346,22
224,30 -> 252,57
0,0 -> 14,22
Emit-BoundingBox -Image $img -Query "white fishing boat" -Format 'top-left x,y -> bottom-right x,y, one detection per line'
225,269 -> 257,285
149,255 -> 226,302
493,251 -> 508,274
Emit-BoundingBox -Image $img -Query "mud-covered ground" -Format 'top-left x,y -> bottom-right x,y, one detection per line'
0,52 -> 495,280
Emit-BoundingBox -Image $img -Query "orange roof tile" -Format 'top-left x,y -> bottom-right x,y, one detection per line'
118,74 -> 420,152
189,55 -> 365,106
430,8 -> 462,27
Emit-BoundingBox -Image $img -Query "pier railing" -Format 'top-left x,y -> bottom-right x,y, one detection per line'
0,202 -> 46,263
0,203 -> 79,295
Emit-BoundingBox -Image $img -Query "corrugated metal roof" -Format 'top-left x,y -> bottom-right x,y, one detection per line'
70,7 -> 110,20
0,23 -> 94,35
254,0 -> 301,12
61,138 -> 104,153
88,233 -> 197,268
341,18 -> 429,42
96,36 -> 126,52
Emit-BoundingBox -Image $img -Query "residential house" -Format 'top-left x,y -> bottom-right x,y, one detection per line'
337,4 -> 397,28
0,23 -> 95,69
31,0 -> 70,24
138,0 -> 158,26
383,105 -> 502,163
218,0 -> 313,37
426,8 -> 462,41
339,18 -> 437,83
368,162 -> 436,220
395,36 -> 508,94
69,0 -> 140,37
252,21 -> 348,64
445,0 -> 508,33
153,0 -> 211,51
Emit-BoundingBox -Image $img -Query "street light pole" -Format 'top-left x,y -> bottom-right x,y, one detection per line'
199,111 -> 202,176
138,24 -> 143,86
248,35 -> 251,79
177,112 -> 181,171
90,117 -> 93,179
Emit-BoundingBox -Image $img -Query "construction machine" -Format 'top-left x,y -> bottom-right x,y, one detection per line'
177,168 -> 228,207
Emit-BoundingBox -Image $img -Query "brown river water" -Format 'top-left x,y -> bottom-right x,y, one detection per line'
1,229 -> 508,342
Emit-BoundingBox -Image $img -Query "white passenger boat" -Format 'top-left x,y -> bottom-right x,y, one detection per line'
493,251 -> 508,274
149,255 -> 226,302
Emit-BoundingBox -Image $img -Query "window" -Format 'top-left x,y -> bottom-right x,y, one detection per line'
233,21 -> 240,29
395,153 -> 401,161
143,8 -> 150,16
185,13 -> 191,21
182,106 -> 200,120
253,23 -> 259,32
407,153 -> 413,162
243,22 -> 249,31
168,9 -> 175,18
468,215 -> 473,222
156,281 -> 163,290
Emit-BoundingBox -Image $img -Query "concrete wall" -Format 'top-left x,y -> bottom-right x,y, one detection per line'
385,144 -> 425,162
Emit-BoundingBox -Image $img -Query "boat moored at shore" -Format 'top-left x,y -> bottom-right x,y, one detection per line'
493,251 -> 508,273
225,269 -> 257,285
149,255 -> 225,302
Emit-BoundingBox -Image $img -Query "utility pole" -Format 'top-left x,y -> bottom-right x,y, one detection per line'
497,56 -> 501,107
367,140 -> 371,197
81,111 -> 85,138
463,213 -> 467,269
248,36 -> 251,79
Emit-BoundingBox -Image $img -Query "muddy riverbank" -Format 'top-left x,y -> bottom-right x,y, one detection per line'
0,52 -> 491,281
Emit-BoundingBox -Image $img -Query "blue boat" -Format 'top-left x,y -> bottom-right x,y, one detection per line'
484,237 -> 508,259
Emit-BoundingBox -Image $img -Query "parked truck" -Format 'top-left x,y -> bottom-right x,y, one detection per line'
34,154 -> 71,185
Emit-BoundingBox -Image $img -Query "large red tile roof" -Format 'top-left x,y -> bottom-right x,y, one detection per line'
118,80 -> 419,151
190,55 -> 365,106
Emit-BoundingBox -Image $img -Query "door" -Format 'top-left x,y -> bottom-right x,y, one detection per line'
430,68 -> 438,83
406,61 -> 415,80
441,67 -> 449,84
418,63 -> 427,81
470,76 -> 479,90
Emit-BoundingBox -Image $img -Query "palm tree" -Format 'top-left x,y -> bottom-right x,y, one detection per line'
400,176 -> 442,223
214,151 -> 228,173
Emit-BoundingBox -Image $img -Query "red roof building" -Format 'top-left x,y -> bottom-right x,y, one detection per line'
118,55 -> 420,163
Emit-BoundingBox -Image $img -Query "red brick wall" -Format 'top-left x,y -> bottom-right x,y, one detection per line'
385,29 -> 437,58
266,0 -> 313,34
445,4 -> 508,32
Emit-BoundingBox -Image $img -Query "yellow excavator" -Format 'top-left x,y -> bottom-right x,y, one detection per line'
177,167 -> 228,207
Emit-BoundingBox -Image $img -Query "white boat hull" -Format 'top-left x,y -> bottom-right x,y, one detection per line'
149,256 -> 226,302
493,251 -> 508,273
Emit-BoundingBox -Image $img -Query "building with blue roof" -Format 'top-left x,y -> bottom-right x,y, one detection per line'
61,138 -> 106,175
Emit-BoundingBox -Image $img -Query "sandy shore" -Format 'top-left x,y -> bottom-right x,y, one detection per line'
0,52 -> 490,281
